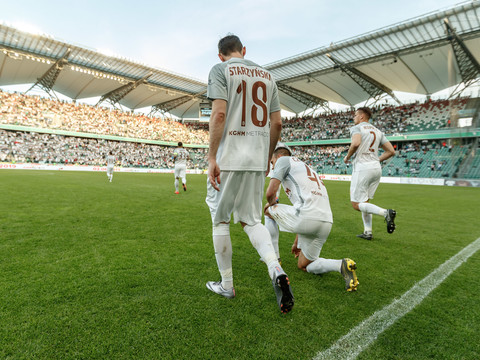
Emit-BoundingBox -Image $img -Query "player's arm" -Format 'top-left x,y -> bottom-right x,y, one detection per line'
265,178 -> 281,208
208,99 -> 227,191
268,110 -> 282,172
344,133 -> 361,163
379,141 -> 395,162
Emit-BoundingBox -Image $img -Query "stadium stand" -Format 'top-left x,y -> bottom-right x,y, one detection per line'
0,129 -> 208,170
1,2 -> 479,181
0,90 -> 209,145
0,89 -> 479,178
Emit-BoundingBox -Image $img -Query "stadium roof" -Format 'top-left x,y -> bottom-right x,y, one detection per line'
266,0 -> 480,113
0,24 -> 207,118
0,1 -> 479,117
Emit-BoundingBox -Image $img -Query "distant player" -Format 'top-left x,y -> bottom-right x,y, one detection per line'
264,143 -> 359,292
173,142 -> 189,194
344,107 -> 396,240
106,151 -> 115,182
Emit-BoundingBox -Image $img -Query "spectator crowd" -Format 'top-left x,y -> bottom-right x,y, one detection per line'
0,90 -> 209,145
0,130 -> 208,169
0,89 -> 475,177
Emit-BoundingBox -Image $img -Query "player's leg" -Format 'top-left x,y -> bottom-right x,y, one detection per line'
243,221 -> 294,313
292,221 -> 338,274
297,221 -> 358,291
265,203 -> 302,263
174,178 -> 179,193
107,167 -> 113,182
205,222 -> 235,298
264,216 -> 280,260
174,166 -> 180,194
180,165 -> 187,191
237,173 -> 293,313
182,175 -> 187,191
351,169 -> 385,238
356,168 -> 396,234
205,172 -> 236,298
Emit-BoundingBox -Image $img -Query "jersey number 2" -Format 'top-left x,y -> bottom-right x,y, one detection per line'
369,131 -> 377,152
237,80 -> 268,127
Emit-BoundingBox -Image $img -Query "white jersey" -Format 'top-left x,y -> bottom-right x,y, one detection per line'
271,156 -> 333,223
174,147 -> 189,166
207,57 -> 281,171
106,155 -> 115,166
349,122 -> 388,171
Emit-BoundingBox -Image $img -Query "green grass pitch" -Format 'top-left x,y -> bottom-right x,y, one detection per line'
0,170 -> 479,359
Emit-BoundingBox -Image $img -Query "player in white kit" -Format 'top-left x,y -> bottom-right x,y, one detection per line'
106,151 -> 115,182
173,142 -> 189,194
264,144 -> 359,292
205,34 -> 294,313
344,107 -> 397,240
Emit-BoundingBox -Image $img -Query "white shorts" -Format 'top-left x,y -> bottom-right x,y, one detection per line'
268,204 -> 332,261
107,165 -> 114,175
174,164 -> 186,180
350,167 -> 381,203
205,171 -> 265,226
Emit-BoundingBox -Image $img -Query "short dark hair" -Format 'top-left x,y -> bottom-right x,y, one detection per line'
357,107 -> 372,119
218,34 -> 243,56
273,147 -> 291,158
178,141 -> 183,147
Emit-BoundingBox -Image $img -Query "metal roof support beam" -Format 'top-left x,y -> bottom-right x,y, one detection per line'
149,91 -> 207,117
25,48 -> 71,99
326,53 -> 402,105
277,83 -> 331,113
444,18 -> 480,84
96,73 -> 152,107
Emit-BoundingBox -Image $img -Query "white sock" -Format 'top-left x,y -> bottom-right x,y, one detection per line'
212,224 -> 233,290
359,202 -> 387,217
306,258 -> 342,274
244,223 -> 282,279
264,217 -> 280,258
362,212 -> 373,234
174,179 -> 179,191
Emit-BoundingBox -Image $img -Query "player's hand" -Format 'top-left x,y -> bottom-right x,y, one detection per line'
265,161 -> 271,177
343,155 -> 349,164
264,202 -> 271,214
291,235 -> 300,258
291,243 -> 300,258
208,160 -> 221,191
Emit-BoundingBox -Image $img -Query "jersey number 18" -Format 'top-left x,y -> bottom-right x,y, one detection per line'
236,80 -> 268,127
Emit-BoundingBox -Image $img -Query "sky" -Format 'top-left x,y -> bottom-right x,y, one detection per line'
0,0 -> 471,83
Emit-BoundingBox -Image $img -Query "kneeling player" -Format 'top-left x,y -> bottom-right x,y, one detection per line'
264,144 -> 359,291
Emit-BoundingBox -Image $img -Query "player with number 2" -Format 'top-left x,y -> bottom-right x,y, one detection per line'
344,107 -> 397,240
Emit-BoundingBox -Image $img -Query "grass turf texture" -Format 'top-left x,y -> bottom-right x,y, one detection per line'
0,170 -> 479,360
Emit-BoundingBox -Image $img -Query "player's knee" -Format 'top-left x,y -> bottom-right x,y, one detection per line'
297,256 -> 311,271
213,223 -> 230,236
297,262 -> 307,271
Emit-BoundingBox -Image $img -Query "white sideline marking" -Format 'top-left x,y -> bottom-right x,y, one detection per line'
313,237 -> 480,360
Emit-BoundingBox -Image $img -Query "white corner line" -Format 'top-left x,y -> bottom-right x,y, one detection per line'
313,237 -> 480,360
